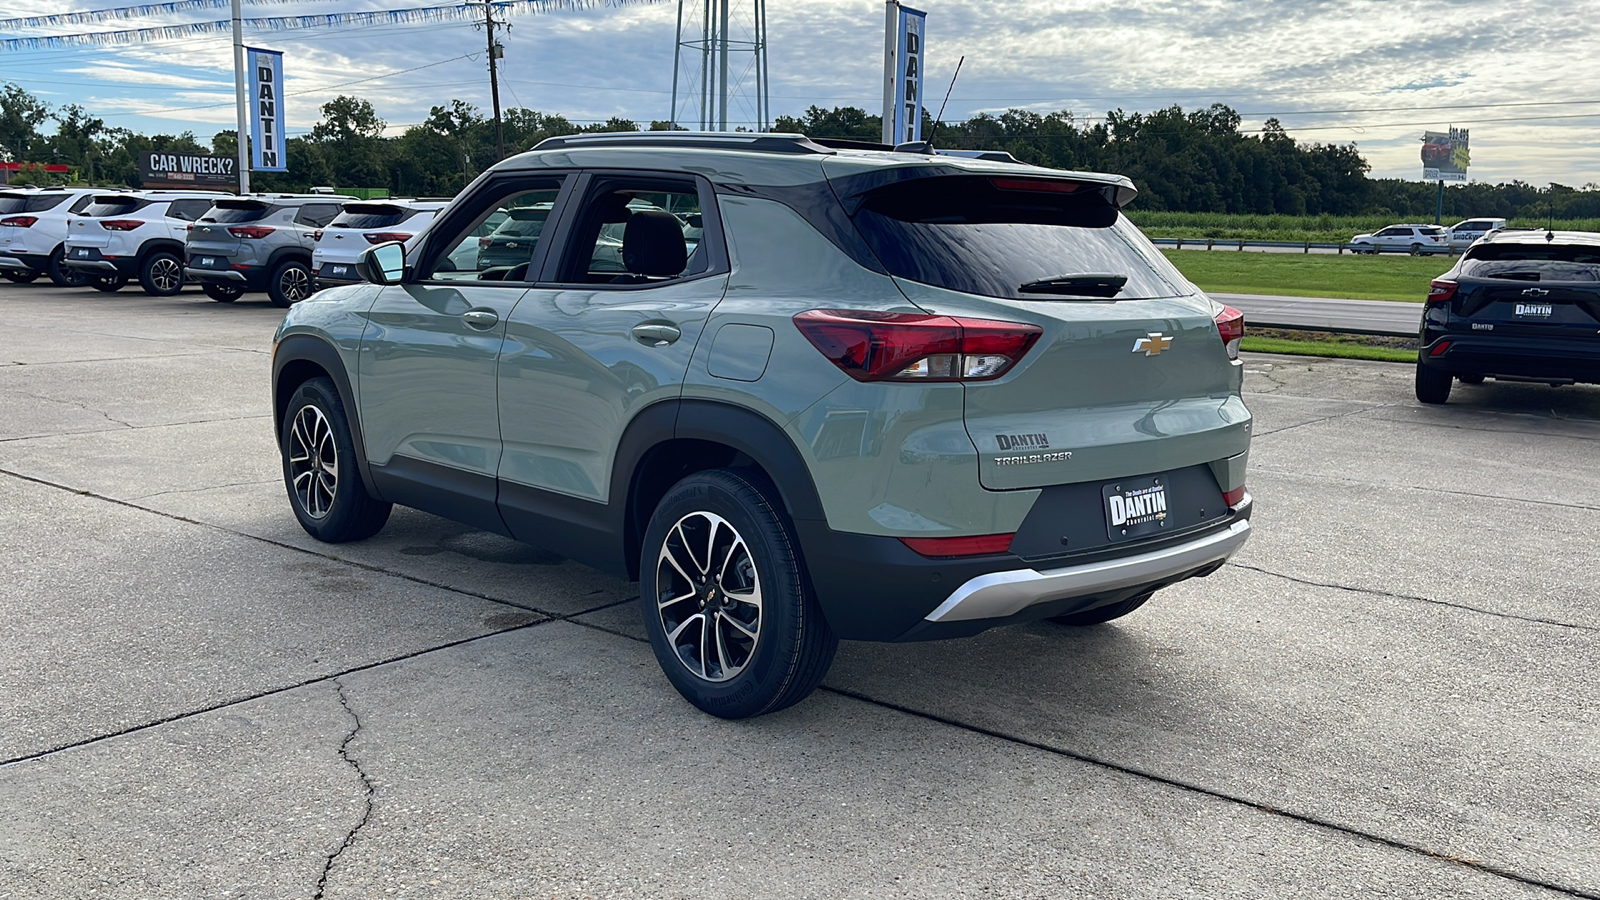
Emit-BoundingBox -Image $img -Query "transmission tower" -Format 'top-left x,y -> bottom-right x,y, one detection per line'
670,0 -> 769,132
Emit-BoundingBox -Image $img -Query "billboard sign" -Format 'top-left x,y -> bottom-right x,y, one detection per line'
891,5 -> 926,144
138,152 -> 239,190
248,47 -> 287,172
1422,127 -> 1469,181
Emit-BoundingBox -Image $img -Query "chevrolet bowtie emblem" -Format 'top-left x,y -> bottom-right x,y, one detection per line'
1132,333 -> 1173,356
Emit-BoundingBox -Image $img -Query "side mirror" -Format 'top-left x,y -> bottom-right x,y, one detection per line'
356,241 -> 406,285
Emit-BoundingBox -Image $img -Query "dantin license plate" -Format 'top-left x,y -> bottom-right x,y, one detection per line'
330,265 -> 349,276
73,248 -> 89,258
1103,474 -> 1171,541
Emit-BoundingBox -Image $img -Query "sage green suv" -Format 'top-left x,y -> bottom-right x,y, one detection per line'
271,132 -> 1253,718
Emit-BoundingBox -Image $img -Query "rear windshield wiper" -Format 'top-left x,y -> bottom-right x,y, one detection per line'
1017,273 -> 1127,298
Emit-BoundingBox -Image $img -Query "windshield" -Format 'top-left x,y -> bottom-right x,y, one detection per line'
850,175 -> 1187,300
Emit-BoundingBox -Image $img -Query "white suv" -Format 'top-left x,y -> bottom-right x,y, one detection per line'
63,190 -> 230,294
310,199 -> 446,289
1349,223 -> 1450,255
0,186 -> 103,286
1446,218 -> 1507,251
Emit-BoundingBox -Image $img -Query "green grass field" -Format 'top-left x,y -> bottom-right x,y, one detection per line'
1240,336 -> 1417,363
1128,211 -> 1600,244
1161,249 -> 1444,302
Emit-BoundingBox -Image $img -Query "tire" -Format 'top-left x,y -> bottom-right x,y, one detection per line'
202,283 -> 244,303
2,270 -> 39,283
640,468 -> 838,719
1355,243 -> 1375,255
1415,362 -> 1452,404
47,247 -> 88,287
267,259 -> 313,308
89,273 -> 126,292
137,251 -> 184,296
1049,590 -> 1155,627
280,376 -> 392,542
1409,243 -> 1423,256
1457,373 -> 1485,385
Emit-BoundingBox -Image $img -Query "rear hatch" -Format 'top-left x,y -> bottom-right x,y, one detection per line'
0,192 -> 35,249
67,194 -> 150,256
1447,246 -> 1600,337
824,162 -> 1249,491
317,203 -> 418,264
187,198 -> 270,266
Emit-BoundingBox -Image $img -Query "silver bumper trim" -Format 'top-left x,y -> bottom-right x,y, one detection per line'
65,259 -> 118,272
924,517 -> 1252,623
185,267 -> 247,282
0,255 -> 35,271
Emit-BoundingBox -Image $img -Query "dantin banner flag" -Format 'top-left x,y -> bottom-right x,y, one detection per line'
891,5 -> 926,144
248,47 -> 286,173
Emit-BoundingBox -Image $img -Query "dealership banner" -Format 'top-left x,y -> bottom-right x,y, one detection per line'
1421,127 -> 1469,181
138,151 -> 239,190
248,47 -> 287,172
891,5 -> 925,144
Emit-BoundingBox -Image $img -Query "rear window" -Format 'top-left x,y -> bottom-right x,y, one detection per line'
82,198 -> 147,217
203,200 -> 271,224
850,175 -> 1187,300
0,194 -> 30,215
21,194 -> 70,212
328,204 -> 412,229
1461,243 -> 1600,282
491,207 -> 551,238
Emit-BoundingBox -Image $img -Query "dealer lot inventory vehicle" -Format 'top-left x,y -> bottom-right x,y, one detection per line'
0,186 -> 103,286
272,133 -> 1254,718
1415,229 -> 1600,403
185,194 -> 349,306
1351,223 -> 1449,255
1447,217 -> 1507,251
310,199 -> 447,289
63,190 -> 228,294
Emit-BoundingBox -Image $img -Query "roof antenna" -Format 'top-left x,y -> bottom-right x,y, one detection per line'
927,55 -> 965,148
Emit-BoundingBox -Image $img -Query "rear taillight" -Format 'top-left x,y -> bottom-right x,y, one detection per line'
1,215 -> 38,227
1426,279 -> 1458,304
793,309 -> 1041,382
228,225 -> 275,239
1429,341 -> 1452,357
100,219 -> 143,231
1214,305 -> 1244,361
186,223 -> 194,232
1223,486 -> 1247,507
365,232 -> 411,244
312,229 -> 324,242
900,533 -> 1015,558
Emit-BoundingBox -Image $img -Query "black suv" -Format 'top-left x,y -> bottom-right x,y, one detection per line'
1417,230 -> 1600,403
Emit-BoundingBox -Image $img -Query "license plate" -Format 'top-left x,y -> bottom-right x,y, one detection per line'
1103,474 -> 1171,541
199,257 -> 215,266
330,265 -> 348,276
74,248 -> 89,258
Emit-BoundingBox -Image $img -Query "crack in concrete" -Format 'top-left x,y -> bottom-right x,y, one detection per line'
0,413 -> 273,444
1250,465 -> 1600,513
1227,561 -> 1597,632
3,390 -> 136,429
1249,401 -> 1393,437
129,479 -> 279,501
315,679 -> 374,900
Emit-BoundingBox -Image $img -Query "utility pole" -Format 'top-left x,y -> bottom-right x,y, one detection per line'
231,0 -> 250,194
473,1 -> 507,162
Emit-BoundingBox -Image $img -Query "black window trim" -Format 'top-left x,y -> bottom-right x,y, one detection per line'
535,168 -> 730,292
410,171 -> 576,288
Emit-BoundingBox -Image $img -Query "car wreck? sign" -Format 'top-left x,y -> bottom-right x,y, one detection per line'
138,152 -> 239,190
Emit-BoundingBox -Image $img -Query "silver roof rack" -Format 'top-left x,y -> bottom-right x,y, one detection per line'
532,131 -> 837,155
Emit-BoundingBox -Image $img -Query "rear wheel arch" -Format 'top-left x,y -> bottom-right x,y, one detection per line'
615,399 -> 826,581
273,335 -> 380,496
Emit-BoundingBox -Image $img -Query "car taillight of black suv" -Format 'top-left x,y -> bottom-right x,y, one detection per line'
1416,230 -> 1600,403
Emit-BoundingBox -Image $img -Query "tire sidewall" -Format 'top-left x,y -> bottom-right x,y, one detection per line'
281,378 -> 370,540
139,251 -> 184,296
48,247 -> 88,287
203,283 -> 242,303
269,260 -> 312,308
640,472 -> 808,718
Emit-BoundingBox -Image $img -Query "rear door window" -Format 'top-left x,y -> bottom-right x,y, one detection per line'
25,194 -> 69,212
68,194 -> 96,214
848,175 -> 1186,300
167,199 -> 214,221
295,203 -> 342,227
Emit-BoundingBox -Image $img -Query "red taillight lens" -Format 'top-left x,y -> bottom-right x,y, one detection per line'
1214,305 -> 1244,360
1,215 -> 38,227
1223,486 -> 1248,507
227,225 -> 275,239
900,533 -> 1015,558
186,223 -> 194,232
793,309 -> 1041,382
100,219 -> 143,231
479,236 -> 493,249
365,232 -> 411,244
1426,279 -> 1458,304
312,229 -> 324,242
1429,341 -> 1452,357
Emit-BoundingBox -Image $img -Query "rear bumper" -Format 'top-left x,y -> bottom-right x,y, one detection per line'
186,266 -> 252,285
314,262 -> 360,289
0,254 -> 43,273
1421,332 -> 1600,384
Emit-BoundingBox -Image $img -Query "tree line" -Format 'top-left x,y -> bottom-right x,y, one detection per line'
3,80 -> 1596,222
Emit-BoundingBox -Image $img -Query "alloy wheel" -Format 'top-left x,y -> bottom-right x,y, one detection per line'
288,404 -> 338,518
150,257 -> 182,292
655,511 -> 763,682
279,266 -> 312,303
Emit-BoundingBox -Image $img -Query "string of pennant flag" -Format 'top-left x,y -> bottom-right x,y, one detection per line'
0,0 -> 660,51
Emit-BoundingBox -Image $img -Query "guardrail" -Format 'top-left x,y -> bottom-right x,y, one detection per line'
1152,238 -> 1462,256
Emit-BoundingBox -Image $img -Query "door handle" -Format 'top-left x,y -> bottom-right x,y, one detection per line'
632,323 -> 682,347
462,309 -> 499,330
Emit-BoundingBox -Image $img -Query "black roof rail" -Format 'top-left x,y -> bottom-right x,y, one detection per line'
532,131 -> 837,155
812,137 -> 894,151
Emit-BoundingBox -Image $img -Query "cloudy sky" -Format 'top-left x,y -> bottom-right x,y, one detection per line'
1,0 -> 1597,187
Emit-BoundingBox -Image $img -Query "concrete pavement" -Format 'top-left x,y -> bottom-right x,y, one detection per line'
2,283 -> 1597,898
